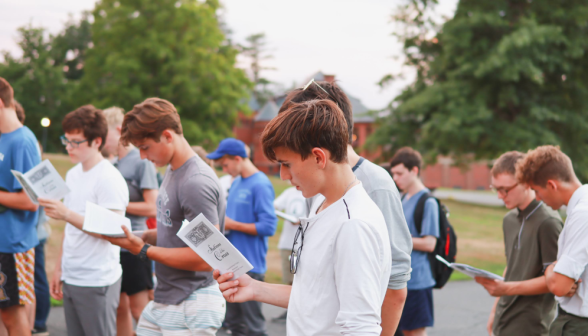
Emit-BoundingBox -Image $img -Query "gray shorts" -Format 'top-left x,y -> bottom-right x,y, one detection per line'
62,277 -> 121,336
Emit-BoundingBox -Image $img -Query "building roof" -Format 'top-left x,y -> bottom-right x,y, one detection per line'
254,71 -> 374,123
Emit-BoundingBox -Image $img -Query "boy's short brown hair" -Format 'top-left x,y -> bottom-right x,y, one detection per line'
14,101 -> 25,124
261,99 -> 348,163
390,147 -> 423,174
491,151 -> 525,177
121,98 -> 182,145
279,81 -> 354,144
0,77 -> 14,108
516,145 -> 576,187
62,105 -> 108,150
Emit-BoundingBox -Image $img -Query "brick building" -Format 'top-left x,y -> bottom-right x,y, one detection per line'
234,72 -> 377,174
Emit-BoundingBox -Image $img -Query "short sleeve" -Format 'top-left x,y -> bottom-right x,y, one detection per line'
420,198 -> 440,238
11,141 -> 40,190
96,167 -> 129,211
538,217 -> 563,265
138,160 -> 159,190
553,212 -> 588,281
179,174 -> 221,226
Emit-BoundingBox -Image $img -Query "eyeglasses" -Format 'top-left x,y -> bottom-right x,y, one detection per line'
490,183 -> 519,196
290,223 -> 308,274
60,135 -> 89,149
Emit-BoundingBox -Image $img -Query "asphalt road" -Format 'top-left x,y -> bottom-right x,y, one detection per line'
47,280 -> 495,336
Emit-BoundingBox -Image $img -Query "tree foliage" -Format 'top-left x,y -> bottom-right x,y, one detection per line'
77,0 -> 251,147
372,0 -> 588,178
240,32 -> 275,106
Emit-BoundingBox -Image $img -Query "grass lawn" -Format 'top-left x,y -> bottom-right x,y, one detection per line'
42,154 -> 508,296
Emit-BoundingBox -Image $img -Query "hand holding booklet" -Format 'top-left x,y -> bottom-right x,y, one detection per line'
12,159 -> 70,204
83,202 -> 132,237
436,255 -> 504,281
177,213 -> 253,280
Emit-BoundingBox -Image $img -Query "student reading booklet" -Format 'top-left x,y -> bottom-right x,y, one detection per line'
436,255 -> 504,280
11,159 -> 70,204
177,213 -> 253,280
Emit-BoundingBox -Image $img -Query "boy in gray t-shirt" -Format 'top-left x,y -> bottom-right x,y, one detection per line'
104,98 -> 227,335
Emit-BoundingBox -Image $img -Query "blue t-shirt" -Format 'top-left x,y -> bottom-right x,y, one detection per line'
0,126 -> 41,253
226,172 -> 277,274
402,188 -> 440,290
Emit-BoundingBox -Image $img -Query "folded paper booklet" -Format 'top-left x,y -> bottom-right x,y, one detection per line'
177,213 -> 253,280
436,255 -> 504,281
11,159 -> 70,204
275,210 -> 299,224
83,202 -> 132,237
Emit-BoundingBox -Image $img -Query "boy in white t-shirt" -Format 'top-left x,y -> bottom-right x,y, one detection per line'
215,99 -> 391,335
39,105 -> 129,336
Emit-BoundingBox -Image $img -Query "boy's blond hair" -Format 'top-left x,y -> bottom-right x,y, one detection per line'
103,106 -> 125,128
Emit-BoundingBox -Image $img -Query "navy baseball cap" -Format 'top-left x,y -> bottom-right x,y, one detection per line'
206,138 -> 248,160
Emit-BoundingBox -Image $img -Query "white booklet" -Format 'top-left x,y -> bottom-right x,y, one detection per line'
11,159 -> 70,204
177,213 -> 253,280
83,202 -> 131,237
275,210 -> 300,224
436,255 -> 504,281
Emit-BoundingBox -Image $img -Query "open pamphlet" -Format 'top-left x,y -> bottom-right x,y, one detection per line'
177,213 -> 253,280
11,159 -> 70,204
436,255 -> 504,281
83,202 -> 132,237
275,210 -> 299,224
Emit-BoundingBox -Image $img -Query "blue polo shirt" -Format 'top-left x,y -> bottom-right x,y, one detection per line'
0,126 -> 41,253
402,188 -> 440,290
226,172 -> 277,274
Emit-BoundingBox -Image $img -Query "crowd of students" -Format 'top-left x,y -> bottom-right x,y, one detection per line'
0,74 -> 587,336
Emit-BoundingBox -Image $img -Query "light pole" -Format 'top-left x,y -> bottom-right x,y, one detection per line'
40,117 -> 50,152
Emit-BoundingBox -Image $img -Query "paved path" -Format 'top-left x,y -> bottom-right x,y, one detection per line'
47,280 -> 494,336
433,189 -> 504,207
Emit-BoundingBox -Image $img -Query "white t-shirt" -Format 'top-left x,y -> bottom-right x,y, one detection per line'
274,186 -> 307,250
61,160 -> 129,287
218,174 -> 234,201
554,184 -> 588,317
287,183 -> 391,336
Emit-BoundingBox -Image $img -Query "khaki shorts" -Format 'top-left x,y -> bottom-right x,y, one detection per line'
280,249 -> 294,285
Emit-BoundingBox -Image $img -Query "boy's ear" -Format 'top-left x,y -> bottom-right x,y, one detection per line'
161,129 -> 174,143
311,147 -> 328,169
546,180 -> 558,191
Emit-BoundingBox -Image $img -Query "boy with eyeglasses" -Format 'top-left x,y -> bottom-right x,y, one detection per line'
516,146 -> 588,336
475,151 -> 564,336
215,99 -> 391,335
39,105 -> 129,336
0,77 -> 40,336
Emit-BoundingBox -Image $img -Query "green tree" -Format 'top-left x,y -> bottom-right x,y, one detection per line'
241,32 -> 275,106
50,13 -> 93,81
0,26 -> 70,152
78,0 -> 251,147
372,0 -> 588,178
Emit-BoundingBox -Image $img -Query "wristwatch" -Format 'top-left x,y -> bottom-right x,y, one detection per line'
138,244 -> 151,261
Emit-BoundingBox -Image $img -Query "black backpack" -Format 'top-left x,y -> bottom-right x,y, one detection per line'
412,192 -> 457,289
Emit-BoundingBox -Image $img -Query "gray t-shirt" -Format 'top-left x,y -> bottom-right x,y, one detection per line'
115,148 -> 159,231
154,155 -> 226,305
353,158 -> 413,289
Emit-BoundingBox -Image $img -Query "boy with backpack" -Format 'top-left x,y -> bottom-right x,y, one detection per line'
476,151 -> 563,336
390,147 -> 439,336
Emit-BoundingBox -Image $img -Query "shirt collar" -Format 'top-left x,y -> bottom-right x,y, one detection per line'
566,184 -> 588,216
517,199 -> 540,219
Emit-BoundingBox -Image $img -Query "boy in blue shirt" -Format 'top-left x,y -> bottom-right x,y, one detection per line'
390,147 -> 439,336
0,77 -> 41,336
207,138 -> 277,336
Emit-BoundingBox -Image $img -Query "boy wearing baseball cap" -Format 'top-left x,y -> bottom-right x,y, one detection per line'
207,138 -> 277,336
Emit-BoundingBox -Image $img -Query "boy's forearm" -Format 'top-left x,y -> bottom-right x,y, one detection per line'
545,264 -> 576,296
505,275 -> 550,296
126,201 -> 157,217
380,288 -> 407,336
146,246 -> 212,272
253,282 -> 292,309
229,221 -> 258,235
0,190 -> 38,212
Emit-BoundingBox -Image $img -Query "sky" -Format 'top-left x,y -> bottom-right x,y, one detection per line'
0,0 -> 459,110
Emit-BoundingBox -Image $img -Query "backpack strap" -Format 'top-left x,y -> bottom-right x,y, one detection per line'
413,192 -> 433,235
